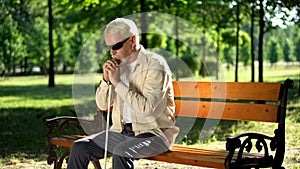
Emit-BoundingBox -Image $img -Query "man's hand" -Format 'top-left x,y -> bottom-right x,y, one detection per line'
102,59 -> 121,86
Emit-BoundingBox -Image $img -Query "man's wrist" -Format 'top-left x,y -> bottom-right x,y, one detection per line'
100,78 -> 109,87
102,78 -> 109,84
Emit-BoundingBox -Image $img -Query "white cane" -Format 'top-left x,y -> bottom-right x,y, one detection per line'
104,83 -> 112,169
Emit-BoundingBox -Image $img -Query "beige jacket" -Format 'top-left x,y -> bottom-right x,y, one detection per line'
95,47 -> 179,149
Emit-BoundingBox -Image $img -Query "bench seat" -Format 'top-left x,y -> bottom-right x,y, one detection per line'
49,135 -> 262,169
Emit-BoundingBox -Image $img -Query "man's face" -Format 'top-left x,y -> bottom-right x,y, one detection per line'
105,32 -> 132,61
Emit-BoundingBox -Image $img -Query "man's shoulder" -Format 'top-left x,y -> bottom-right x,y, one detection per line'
142,49 -> 166,63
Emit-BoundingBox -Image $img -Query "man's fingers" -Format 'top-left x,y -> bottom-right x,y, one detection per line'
106,59 -> 119,68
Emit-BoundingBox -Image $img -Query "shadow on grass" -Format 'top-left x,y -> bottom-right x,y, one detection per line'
0,84 -> 73,100
0,106 -> 76,159
0,81 -> 101,163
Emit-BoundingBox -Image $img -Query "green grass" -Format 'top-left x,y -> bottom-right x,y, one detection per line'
0,63 -> 299,168
202,62 -> 300,82
0,75 -> 73,109
0,75 -> 75,162
223,62 -> 298,82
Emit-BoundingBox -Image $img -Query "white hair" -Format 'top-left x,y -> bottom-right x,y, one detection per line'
104,18 -> 139,39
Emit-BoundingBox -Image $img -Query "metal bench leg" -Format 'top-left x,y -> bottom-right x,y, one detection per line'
56,151 -> 69,169
47,144 -> 59,169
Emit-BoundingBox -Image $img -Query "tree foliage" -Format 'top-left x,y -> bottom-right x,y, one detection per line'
267,38 -> 279,66
0,0 -> 299,82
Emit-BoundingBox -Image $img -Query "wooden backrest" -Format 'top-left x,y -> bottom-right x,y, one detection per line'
172,81 -> 282,123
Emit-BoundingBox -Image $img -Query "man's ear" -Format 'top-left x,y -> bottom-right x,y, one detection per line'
131,35 -> 137,49
131,35 -> 136,43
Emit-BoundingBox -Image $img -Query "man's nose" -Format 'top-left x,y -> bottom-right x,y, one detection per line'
110,48 -> 117,55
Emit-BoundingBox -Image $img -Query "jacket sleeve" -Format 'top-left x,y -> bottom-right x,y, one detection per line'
114,59 -> 171,116
95,80 -> 115,111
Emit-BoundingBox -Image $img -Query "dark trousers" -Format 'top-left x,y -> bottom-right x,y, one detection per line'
67,124 -> 168,169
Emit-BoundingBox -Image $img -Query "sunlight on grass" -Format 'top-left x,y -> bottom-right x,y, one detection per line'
0,96 -> 72,108
0,75 -> 74,109
222,62 -> 299,82
0,74 -> 74,86
191,62 -> 299,82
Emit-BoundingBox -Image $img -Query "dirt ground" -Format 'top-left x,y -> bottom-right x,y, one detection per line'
1,158 -> 209,169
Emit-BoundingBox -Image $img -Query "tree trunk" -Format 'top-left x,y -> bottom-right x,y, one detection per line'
140,0 -> 147,48
298,79 -> 300,96
258,0 -> 264,82
200,30 -> 206,77
48,0 -> 55,87
251,3 -> 255,82
216,28 -> 220,80
235,2 -> 240,82
24,57 -> 28,75
175,13 -> 179,81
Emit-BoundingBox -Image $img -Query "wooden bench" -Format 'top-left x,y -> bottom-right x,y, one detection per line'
44,78 -> 293,169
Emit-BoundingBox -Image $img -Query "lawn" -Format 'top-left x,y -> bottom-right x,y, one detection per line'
0,75 -> 75,168
0,63 -> 299,168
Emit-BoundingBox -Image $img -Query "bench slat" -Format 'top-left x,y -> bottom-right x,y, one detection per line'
50,137 -> 75,148
146,154 -> 225,168
173,81 -> 281,101
175,100 -> 278,122
146,144 -> 264,169
146,149 -> 226,168
172,145 -> 228,155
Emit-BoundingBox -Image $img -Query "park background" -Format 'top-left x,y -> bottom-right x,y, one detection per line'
1,0 -> 300,168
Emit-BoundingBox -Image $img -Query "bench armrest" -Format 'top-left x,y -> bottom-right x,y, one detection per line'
44,112 -> 105,139
225,132 -> 277,169
44,116 -> 84,138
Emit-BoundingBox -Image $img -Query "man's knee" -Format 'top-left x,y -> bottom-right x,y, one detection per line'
70,140 -> 90,155
113,143 -> 135,158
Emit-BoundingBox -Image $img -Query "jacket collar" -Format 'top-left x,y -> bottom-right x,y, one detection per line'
135,45 -> 148,66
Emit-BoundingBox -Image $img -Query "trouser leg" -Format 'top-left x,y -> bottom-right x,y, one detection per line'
67,138 -> 105,169
67,129 -> 169,169
67,131 -> 126,169
112,133 -> 169,169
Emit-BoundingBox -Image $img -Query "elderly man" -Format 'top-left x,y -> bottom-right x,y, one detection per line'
67,18 -> 179,169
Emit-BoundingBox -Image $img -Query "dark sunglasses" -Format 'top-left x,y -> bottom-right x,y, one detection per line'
106,37 -> 130,50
